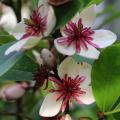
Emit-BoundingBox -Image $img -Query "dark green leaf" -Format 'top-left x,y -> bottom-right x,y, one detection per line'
0,42 -> 38,81
92,44 -> 120,114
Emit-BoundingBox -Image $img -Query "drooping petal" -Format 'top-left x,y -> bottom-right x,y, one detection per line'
79,86 -> 95,105
80,4 -> 96,27
92,30 -> 117,48
77,44 -> 100,59
58,57 -> 92,87
43,6 -> 56,37
12,21 -> 26,40
5,37 -> 40,55
54,38 -> 75,56
39,93 -> 63,117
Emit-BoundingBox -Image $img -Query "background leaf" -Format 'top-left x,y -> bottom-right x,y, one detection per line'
92,44 -> 120,115
0,42 -> 38,81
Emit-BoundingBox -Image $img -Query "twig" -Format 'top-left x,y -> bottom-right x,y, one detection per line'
0,111 -> 33,120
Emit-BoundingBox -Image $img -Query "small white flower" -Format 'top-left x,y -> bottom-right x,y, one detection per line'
39,57 -> 95,117
54,4 -> 117,59
5,0 -> 56,55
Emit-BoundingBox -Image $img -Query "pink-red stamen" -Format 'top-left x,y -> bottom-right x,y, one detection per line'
58,18 -> 99,53
49,74 -> 86,112
21,5 -> 47,40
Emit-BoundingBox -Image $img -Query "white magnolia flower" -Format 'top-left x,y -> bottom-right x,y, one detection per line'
0,82 -> 28,101
54,4 -> 117,59
40,57 -> 95,117
5,0 -> 56,55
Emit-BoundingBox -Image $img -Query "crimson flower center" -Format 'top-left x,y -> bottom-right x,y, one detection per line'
21,5 -> 47,40
49,74 -> 86,112
57,18 -> 98,53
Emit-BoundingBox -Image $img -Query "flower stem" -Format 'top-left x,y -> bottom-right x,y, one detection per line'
0,111 -> 33,120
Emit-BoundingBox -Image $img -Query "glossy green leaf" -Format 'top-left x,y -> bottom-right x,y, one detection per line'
54,0 -> 103,30
0,42 -> 38,81
0,35 -> 16,45
92,44 -> 120,114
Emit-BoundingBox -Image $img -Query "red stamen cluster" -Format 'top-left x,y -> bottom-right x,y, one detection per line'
49,74 -> 86,112
21,5 -> 47,39
33,65 -> 51,90
57,18 -> 98,53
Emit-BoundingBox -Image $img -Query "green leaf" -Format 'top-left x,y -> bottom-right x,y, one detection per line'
0,42 -> 38,81
92,44 -> 120,114
54,0 -> 103,29
0,35 -> 16,45
54,0 -> 85,29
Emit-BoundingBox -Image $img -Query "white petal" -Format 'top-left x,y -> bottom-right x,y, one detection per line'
80,4 -> 96,27
92,30 -> 117,48
5,37 -> 40,55
22,36 -> 41,49
12,21 -> 26,40
43,6 -> 56,36
39,93 -> 63,117
54,38 -> 75,56
5,40 -> 27,55
80,86 -> 95,105
78,44 -> 100,59
58,57 -> 92,87
38,0 -> 49,17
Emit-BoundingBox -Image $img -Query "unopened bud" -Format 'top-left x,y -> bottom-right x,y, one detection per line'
32,50 -> 43,66
41,49 -> 56,67
0,82 -> 28,101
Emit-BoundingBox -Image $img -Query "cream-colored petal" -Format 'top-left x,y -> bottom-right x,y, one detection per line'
5,37 -> 40,55
43,6 -> 56,37
38,0 -> 49,17
12,21 -> 26,40
22,36 -> 41,49
5,40 -> 27,55
80,4 -> 96,27
58,57 -> 92,87
54,39 -> 75,56
92,30 -> 117,48
39,93 -> 63,117
80,86 -> 95,105
77,44 -> 100,59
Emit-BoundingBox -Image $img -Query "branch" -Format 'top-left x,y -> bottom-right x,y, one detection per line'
0,111 -> 33,120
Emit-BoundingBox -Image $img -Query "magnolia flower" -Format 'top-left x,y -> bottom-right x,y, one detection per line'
40,57 -> 95,117
5,0 -> 56,55
0,82 -> 28,101
54,4 -> 117,59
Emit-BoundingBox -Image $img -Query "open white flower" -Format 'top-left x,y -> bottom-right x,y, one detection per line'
5,0 -> 56,55
40,57 -> 95,117
54,4 -> 117,59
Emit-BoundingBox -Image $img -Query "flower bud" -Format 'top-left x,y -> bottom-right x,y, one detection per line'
0,82 -> 28,101
32,50 -> 43,66
41,48 -> 56,67
48,0 -> 71,6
